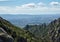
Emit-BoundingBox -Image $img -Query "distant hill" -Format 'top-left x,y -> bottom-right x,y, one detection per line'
24,18 -> 60,42
0,14 -> 60,27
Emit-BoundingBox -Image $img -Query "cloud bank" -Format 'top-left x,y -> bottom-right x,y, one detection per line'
0,2 -> 60,14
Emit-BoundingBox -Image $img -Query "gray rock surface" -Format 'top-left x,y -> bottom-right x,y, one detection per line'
0,27 -> 14,42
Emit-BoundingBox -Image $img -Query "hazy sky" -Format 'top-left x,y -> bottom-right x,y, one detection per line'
0,0 -> 60,14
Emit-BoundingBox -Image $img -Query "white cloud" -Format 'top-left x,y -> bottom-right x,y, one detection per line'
0,2 -> 60,14
21,3 -> 36,8
37,2 -> 46,7
20,2 -> 46,8
50,2 -> 60,7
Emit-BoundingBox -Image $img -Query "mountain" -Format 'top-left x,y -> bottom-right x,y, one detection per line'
24,23 -> 49,42
24,23 -> 47,37
0,17 -> 39,42
0,15 -> 60,42
24,18 -> 60,42
48,18 -> 60,42
0,14 -> 60,27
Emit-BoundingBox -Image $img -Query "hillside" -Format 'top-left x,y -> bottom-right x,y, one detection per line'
48,18 -> 60,42
0,16 -> 60,42
0,17 -> 39,42
24,18 -> 60,42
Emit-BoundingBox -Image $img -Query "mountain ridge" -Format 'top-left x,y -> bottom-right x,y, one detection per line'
0,17 -> 39,42
24,18 -> 60,42
0,16 -> 60,42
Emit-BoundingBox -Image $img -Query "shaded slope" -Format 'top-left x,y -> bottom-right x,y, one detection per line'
0,17 -> 38,42
48,18 -> 60,42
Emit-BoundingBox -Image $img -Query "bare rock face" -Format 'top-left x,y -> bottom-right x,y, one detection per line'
48,18 -> 60,42
0,27 -> 14,42
0,33 -> 14,42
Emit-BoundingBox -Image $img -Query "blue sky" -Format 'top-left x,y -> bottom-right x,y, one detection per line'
0,0 -> 60,14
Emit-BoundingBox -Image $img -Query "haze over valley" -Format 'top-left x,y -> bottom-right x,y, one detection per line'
0,14 -> 60,27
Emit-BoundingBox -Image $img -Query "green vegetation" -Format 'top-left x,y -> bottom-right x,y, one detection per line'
24,18 -> 60,42
24,23 -> 49,42
0,17 -> 60,42
0,17 -> 38,42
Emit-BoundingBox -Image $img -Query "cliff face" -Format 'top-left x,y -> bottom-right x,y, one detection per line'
0,28 -> 13,42
48,18 -> 60,42
0,17 -> 14,42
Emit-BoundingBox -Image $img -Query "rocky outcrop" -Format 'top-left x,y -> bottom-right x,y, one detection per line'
24,18 -> 60,42
0,28 -> 14,42
48,18 -> 60,42
0,27 -> 27,42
